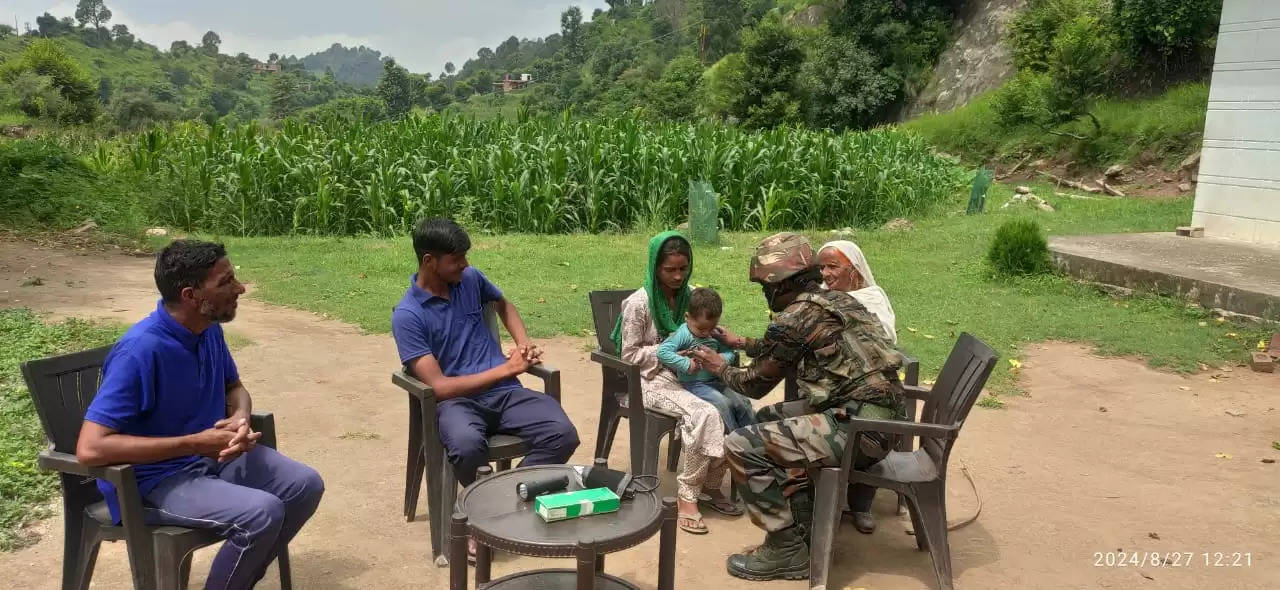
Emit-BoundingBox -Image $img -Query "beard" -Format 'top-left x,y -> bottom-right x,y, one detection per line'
199,299 -> 237,323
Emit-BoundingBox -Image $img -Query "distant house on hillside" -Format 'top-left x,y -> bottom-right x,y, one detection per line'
253,62 -> 281,73
493,73 -> 532,93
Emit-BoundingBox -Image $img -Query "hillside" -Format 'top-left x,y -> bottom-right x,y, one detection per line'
297,43 -> 387,87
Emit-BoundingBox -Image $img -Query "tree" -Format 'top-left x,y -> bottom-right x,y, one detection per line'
799,34 -> 897,130
1044,15 -> 1116,134
561,7 -> 584,61
0,39 -> 100,123
645,55 -> 703,120
36,13 -> 74,37
168,66 -> 191,88
269,52 -> 280,63
0,24 -> 15,40
97,77 -> 112,104
208,87 -> 238,116
201,30 -> 222,55
444,61 -> 456,75
473,70 -> 495,95
75,0 -> 112,29
698,0 -> 745,61
496,36 -> 520,61
1112,0 -> 1220,67
732,19 -> 803,128
269,73 -> 301,118
110,24 -> 134,46
170,40 -> 191,55
376,58 -> 414,118
476,47 -> 495,64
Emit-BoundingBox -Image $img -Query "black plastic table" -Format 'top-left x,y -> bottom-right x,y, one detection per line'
449,464 -> 677,590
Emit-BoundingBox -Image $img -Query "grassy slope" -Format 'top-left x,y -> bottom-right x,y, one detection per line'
216,184 -> 1268,398
904,82 -> 1209,170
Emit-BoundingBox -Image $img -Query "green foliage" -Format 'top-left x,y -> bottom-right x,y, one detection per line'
108,113 -> 963,236
799,31 -> 897,130
987,219 -> 1052,277
697,0 -> 746,60
377,58 -> 414,118
1009,0 -> 1108,71
110,90 -> 178,130
201,30 -> 221,54
269,73 -> 301,118
734,18 -> 804,128
300,96 -> 388,125
0,139 -> 153,232
1,309 -> 123,550
74,0 -> 112,29
702,52 -> 747,118
0,39 -> 100,124
991,70 -> 1053,127
830,0 -> 955,112
1112,0 -> 1221,64
645,55 -> 703,121
1045,16 -> 1116,125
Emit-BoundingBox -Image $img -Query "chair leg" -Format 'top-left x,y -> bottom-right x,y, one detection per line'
405,393 -> 425,520
641,416 -> 669,476
666,430 -> 681,474
179,552 -> 193,590
914,483 -> 953,590
904,492 -> 928,552
154,538 -> 181,590
594,397 -> 621,462
809,469 -> 843,590
277,545 -> 293,590
70,518 -> 100,590
426,445 -> 449,567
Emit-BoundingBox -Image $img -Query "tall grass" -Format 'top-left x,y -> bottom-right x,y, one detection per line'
96,113 -> 965,236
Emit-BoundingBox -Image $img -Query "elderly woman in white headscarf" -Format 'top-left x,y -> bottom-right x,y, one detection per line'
816,239 -> 898,534
817,240 -> 897,345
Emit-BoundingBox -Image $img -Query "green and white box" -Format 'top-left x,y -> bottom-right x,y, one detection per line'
535,487 -> 620,522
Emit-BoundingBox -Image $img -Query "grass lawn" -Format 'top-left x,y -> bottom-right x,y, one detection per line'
216,184 -> 1269,398
0,309 -> 123,551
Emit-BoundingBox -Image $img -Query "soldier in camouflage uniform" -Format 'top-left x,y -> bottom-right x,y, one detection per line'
687,232 -> 905,581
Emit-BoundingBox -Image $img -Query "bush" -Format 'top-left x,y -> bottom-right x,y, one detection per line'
799,33 -> 897,130
988,219 -> 1052,277
0,39 -> 100,124
991,71 -> 1053,127
1112,0 -> 1220,65
1045,15 -> 1117,125
299,96 -> 388,125
1009,0 -> 1109,71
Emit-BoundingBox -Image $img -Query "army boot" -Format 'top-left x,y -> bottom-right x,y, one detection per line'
726,495 -> 812,580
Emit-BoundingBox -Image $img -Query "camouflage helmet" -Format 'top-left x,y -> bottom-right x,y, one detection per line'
749,232 -> 816,284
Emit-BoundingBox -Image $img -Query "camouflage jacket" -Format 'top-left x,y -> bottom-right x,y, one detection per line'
716,289 -> 904,411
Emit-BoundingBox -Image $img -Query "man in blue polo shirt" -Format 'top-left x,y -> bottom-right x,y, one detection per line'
392,218 -> 579,489
77,240 -> 324,590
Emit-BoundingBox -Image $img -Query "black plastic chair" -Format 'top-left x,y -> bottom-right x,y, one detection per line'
392,302 -> 562,567
587,290 -> 684,476
21,346 -> 293,590
809,333 -> 997,590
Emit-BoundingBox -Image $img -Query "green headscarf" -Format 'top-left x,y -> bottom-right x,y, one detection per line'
610,231 -> 692,353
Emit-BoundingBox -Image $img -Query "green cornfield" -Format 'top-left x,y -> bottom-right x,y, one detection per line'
98,112 -> 965,236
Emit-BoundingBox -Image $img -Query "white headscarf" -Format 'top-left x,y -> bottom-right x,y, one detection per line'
819,240 -> 898,345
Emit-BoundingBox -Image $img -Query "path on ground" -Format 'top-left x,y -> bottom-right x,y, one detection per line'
1,240 -> 1276,589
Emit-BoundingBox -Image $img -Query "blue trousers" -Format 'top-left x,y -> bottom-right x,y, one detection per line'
437,386 -> 580,486
143,446 -> 324,590
683,380 -> 757,433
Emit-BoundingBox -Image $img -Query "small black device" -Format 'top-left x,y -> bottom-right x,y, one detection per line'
582,464 -> 634,499
515,475 -> 569,501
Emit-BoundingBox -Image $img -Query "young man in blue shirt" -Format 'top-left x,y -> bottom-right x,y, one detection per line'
391,218 -> 579,486
77,240 -> 324,590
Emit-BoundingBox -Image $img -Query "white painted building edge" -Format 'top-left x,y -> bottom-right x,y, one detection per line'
1191,0 -> 1280,245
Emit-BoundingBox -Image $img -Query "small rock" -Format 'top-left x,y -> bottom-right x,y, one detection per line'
1104,164 -> 1124,179
1263,459 -> 1276,464
1015,185 -> 1031,195
145,227 -> 169,237
1098,406 -> 1108,412
1162,177 -> 1174,183
1148,532 -> 1160,540
1177,183 -> 1192,193
880,218 -> 913,232
1180,151 -> 1201,171
675,221 -> 690,231
69,220 -> 97,234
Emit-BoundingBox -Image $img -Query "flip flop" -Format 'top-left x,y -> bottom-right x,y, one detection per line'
698,493 -> 744,516
678,512 -> 709,535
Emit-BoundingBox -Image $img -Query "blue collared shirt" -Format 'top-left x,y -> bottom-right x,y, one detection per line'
85,300 -> 239,523
391,267 -> 519,394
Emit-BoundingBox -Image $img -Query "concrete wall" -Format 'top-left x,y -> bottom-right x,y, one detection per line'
1191,0 -> 1280,245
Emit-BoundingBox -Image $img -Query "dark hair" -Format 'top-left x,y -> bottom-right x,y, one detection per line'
155,240 -> 227,303
657,235 -> 692,265
413,218 -> 471,264
688,287 -> 722,319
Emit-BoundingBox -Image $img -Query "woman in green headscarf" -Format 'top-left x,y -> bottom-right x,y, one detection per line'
614,231 -> 741,534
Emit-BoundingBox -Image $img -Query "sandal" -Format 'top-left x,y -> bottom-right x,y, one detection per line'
698,492 -> 744,517
678,512 -> 709,535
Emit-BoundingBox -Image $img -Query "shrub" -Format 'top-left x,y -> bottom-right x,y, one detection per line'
1111,0 -> 1221,65
1009,0 -> 1109,71
0,39 -> 100,124
991,71 -> 1053,127
0,139 -> 154,232
299,96 -> 388,126
988,219 -> 1053,277
1045,15 -> 1117,126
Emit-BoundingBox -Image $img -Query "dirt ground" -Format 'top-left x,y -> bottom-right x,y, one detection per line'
1,239 -> 1276,589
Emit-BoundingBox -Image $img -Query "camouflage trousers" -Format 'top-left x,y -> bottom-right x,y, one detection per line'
724,399 -> 895,532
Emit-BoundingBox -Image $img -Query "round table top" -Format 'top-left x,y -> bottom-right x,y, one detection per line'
457,464 -> 662,558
